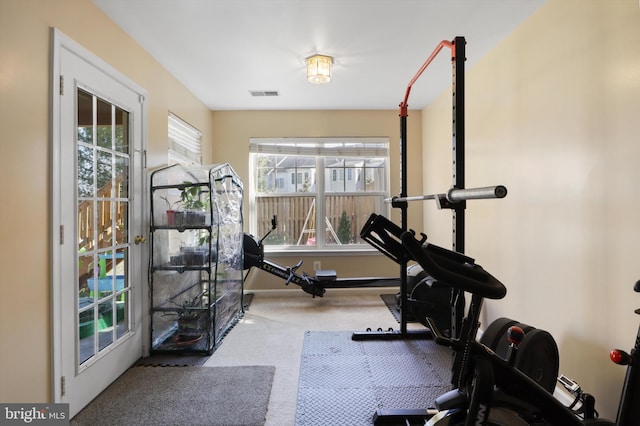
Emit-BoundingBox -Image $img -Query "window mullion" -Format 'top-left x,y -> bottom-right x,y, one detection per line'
248,155 -> 257,238
315,156 -> 325,247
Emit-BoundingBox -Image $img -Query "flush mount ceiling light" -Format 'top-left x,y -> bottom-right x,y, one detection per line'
306,54 -> 333,84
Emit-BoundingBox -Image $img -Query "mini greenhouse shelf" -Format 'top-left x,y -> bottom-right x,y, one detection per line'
149,163 -> 244,355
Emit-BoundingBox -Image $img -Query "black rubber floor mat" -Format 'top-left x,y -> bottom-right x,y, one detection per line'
380,293 -> 401,322
135,353 -> 209,367
295,331 -> 452,425
381,293 -> 424,324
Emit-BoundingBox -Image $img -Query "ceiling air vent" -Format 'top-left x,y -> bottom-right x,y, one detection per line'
250,90 -> 279,97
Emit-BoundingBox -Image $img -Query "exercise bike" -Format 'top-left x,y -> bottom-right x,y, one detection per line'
361,213 -> 640,426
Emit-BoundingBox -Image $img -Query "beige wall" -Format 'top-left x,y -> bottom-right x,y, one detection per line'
211,110 -> 424,288
0,0 -> 422,405
0,0 -> 213,403
4,0 -> 637,419
422,0 -> 640,418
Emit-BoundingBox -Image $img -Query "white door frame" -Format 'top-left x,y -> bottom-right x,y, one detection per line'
50,28 -> 149,415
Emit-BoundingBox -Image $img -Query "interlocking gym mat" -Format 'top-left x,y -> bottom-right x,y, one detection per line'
295,331 -> 452,425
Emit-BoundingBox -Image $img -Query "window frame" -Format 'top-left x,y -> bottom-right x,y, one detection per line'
249,137 -> 390,254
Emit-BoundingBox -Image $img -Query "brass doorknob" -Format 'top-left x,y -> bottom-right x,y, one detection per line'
134,235 -> 147,245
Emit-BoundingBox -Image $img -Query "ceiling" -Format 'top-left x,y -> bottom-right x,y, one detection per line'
92,0 -> 546,111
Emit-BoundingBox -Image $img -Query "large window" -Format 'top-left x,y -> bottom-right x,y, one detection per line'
249,137 -> 389,251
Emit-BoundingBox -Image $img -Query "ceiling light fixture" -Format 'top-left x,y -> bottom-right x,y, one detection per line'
306,54 -> 333,84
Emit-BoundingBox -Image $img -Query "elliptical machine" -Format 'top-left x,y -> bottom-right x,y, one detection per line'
362,213 -> 640,426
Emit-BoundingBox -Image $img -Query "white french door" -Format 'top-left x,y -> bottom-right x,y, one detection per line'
51,29 -> 147,418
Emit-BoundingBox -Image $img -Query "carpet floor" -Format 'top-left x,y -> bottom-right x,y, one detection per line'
71,365 -> 275,426
295,331 -> 452,426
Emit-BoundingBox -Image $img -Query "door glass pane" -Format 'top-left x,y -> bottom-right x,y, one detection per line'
115,108 -> 129,154
96,262 -> 115,298
78,253 -> 94,300
96,200 -> 111,249
78,202 -> 94,253
96,98 -> 112,149
76,89 -> 131,366
98,300 -> 114,351
115,203 -> 128,245
77,145 -> 94,198
78,305 -> 95,364
96,151 -> 113,195
115,154 -> 129,198
116,291 -> 129,339
77,90 -> 93,144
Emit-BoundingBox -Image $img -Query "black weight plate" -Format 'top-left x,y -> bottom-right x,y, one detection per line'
515,327 -> 559,393
479,317 -> 518,357
480,318 -> 559,393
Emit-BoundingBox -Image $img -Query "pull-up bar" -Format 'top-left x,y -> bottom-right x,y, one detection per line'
400,40 -> 455,117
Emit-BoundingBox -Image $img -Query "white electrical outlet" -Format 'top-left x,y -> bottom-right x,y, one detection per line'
313,261 -> 321,271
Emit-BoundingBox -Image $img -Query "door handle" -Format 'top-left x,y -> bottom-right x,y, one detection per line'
134,235 -> 147,245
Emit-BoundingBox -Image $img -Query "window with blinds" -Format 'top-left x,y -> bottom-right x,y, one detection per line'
168,113 -> 202,165
249,137 -> 390,251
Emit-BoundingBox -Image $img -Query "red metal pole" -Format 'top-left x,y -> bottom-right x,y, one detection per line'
399,40 -> 454,117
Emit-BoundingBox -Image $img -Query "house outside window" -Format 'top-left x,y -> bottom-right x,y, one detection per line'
249,137 -> 390,251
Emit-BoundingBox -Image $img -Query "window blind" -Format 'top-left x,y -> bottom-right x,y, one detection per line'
168,112 -> 202,165
249,137 -> 389,157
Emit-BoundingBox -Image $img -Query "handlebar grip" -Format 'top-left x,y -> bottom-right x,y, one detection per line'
447,185 -> 507,202
291,260 -> 303,272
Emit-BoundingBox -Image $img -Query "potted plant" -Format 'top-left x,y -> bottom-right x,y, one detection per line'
180,181 -> 208,226
184,234 -> 219,266
167,293 -> 208,345
180,245 -> 208,266
160,195 -> 180,226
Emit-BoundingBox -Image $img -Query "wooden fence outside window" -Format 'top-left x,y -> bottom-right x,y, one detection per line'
255,194 -> 383,246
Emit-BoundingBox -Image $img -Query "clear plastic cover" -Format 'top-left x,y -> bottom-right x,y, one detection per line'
149,164 -> 244,353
